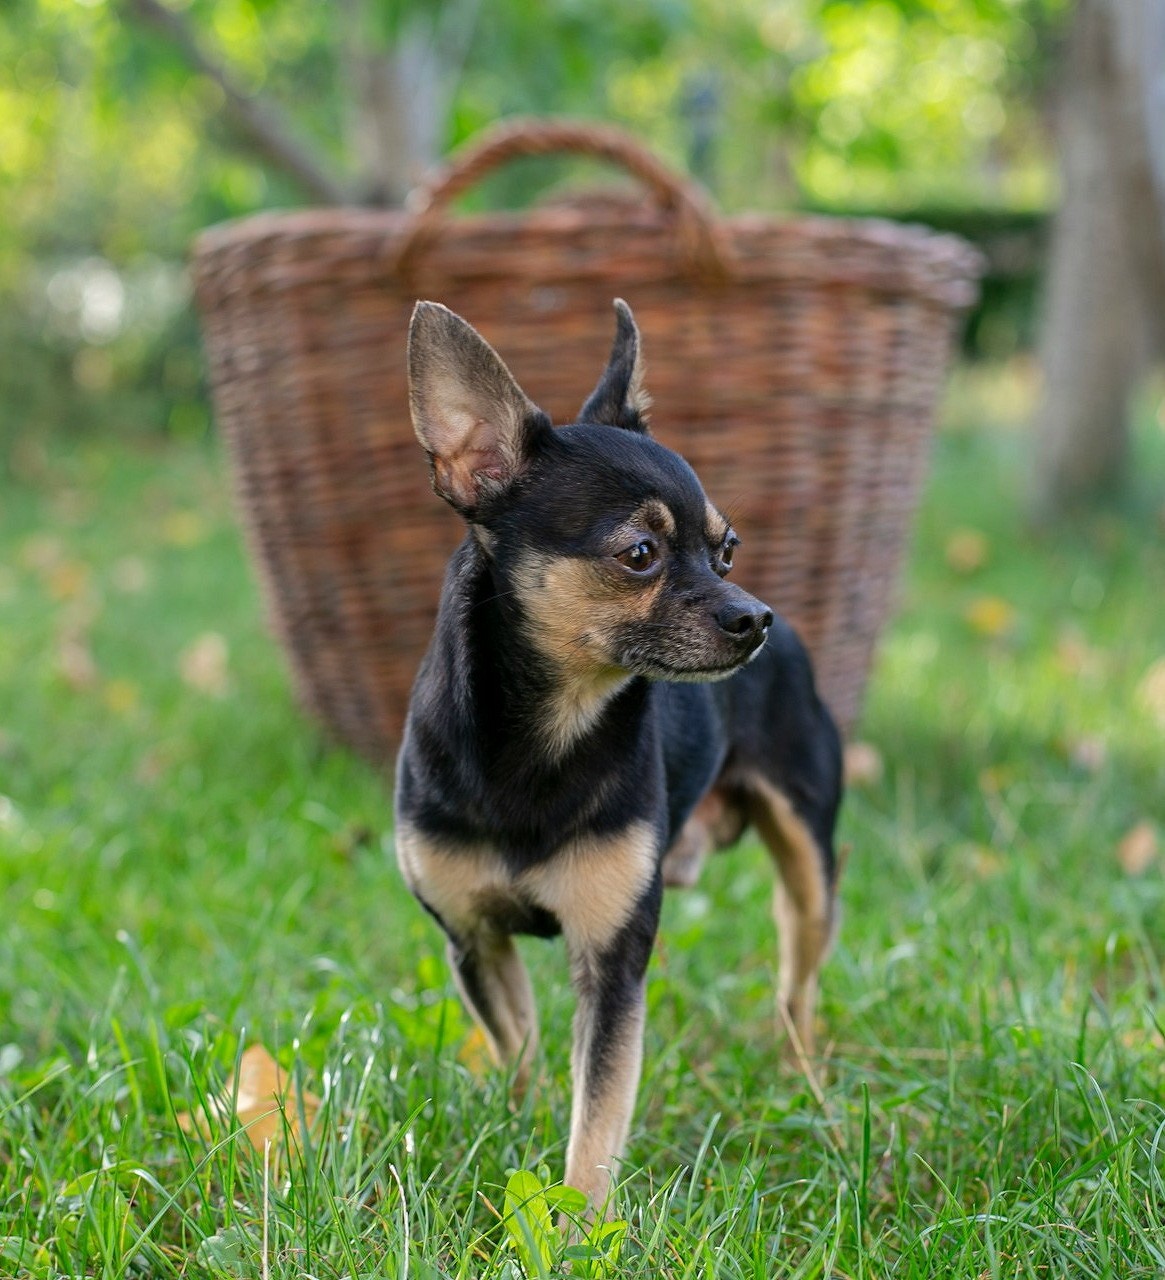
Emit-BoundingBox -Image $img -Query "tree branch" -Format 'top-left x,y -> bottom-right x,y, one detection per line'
123,0 -> 350,205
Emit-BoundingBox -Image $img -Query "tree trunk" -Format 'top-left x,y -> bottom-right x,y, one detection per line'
340,0 -> 480,207
344,30 -> 444,207
1029,0 -> 1165,521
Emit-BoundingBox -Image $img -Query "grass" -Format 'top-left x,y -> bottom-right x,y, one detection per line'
1,371 -> 1163,1277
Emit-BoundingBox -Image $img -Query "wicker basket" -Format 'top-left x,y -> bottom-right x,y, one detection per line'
193,118 -> 980,762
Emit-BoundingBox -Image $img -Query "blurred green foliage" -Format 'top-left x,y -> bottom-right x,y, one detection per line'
0,0 -> 1070,450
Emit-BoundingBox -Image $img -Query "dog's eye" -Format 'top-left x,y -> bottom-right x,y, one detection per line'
616,540 -> 658,573
717,533 -> 740,575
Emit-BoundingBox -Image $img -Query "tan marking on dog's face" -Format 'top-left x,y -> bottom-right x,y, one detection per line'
704,502 -> 730,549
513,550 -> 663,754
637,499 -> 675,540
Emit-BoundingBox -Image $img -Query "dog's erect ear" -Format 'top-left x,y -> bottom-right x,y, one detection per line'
576,298 -> 651,435
408,301 -> 550,516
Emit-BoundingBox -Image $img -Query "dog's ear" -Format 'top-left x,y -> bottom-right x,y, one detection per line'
577,299 -> 651,435
408,301 -> 551,516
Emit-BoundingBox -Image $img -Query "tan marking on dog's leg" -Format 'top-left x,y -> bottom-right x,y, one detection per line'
563,971 -> 646,1213
747,777 -> 837,1058
447,931 -> 539,1094
662,788 -> 748,887
396,824 -> 539,1091
661,815 -> 711,888
394,823 -> 505,929
528,825 -> 660,1214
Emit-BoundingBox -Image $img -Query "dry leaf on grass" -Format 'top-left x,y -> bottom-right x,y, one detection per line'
1066,735 -> 1107,774
163,510 -> 208,547
945,528 -> 989,574
103,679 -> 140,715
179,632 -> 229,696
964,596 -> 1016,639
844,741 -> 884,788
111,556 -> 150,594
18,534 -> 64,573
1116,821 -> 1158,877
458,1026 -> 494,1078
47,561 -> 90,601
969,844 -> 1004,879
57,634 -> 98,690
1055,628 -> 1104,680
1136,658 -> 1165,728
178,1044 -> 320,1153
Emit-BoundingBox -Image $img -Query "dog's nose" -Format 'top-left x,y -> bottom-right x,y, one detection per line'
715,601 -> 773,639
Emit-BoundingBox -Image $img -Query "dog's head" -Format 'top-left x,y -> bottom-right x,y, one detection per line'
407,299 -> 772,681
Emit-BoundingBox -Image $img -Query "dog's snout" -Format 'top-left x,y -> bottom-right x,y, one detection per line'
715,600 -> 773,639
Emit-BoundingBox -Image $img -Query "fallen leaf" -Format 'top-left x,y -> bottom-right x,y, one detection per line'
178,1044 -> 320,1153
135,750 -> 168,785
163,511 -> 207,547
47,561 -> 90,602
458,1026 -> 494,1078
179,632 -> 229,696
1055,628 -> 1104,679
111,556 -> 150,594
844,741 -> 884,787
1067,735 -> 1107,774
18,534 -> 64,574
970,845 -> 1004,879
964,596 -> 1016,639
50,489 -> 91,526
945,528 -> 989,574
103,679 -> 140,715
1117,821 -> 1158,876
1136,658 -> 1165,728
978,765 -> 1015,793
57,634 -> 98,690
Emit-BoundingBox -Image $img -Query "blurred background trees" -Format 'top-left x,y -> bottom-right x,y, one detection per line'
1029,0 -> 1165,520
5,0 -> 1162,522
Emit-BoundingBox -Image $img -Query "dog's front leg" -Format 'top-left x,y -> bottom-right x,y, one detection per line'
446,929 -> 539,1095
562,878 -> 661,1212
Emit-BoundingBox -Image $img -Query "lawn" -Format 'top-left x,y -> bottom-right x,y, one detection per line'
1,370 -> 1163,1278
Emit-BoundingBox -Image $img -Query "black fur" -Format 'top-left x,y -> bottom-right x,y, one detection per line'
395,300 -> 844,1207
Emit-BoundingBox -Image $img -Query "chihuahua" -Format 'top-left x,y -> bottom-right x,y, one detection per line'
394,299 -> 843,1211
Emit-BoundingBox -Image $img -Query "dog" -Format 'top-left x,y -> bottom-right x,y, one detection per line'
394,298 -> 844,1212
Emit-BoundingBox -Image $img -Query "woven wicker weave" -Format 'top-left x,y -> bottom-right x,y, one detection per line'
193,118 -> 981,762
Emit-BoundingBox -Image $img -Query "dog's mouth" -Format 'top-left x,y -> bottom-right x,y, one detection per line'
619,630 -> 768,683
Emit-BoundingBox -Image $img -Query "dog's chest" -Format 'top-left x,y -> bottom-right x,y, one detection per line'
395,821 -> 657,949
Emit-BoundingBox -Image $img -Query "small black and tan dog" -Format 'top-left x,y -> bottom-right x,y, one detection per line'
394,298 -> 843,1210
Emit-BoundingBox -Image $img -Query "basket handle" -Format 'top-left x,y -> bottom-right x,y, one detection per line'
392,117 -> 730,281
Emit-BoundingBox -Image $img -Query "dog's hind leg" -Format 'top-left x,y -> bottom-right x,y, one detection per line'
661,787 -> 747,888
746,776 -> 838,1059
447,930 -> 539,1094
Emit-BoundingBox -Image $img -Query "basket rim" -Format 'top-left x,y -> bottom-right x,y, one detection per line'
192,204 -> 984,287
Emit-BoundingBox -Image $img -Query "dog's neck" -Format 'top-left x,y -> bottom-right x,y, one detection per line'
439,538 -> 642,763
